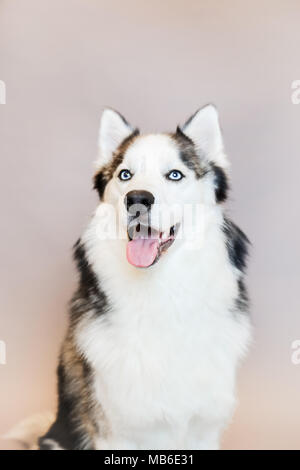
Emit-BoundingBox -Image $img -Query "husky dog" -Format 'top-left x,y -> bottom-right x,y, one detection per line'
38,105 -> 251,450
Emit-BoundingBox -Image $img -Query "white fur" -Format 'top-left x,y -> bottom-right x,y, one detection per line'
97,108 -> 134,168
78,216 -> 250,449
75,115 -> 251,450
182,105 -> 229,169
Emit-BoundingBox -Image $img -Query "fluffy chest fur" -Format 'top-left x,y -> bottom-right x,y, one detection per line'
75,214 -> 251,448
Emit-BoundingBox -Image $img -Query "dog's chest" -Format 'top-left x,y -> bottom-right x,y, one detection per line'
78,260 -> 247,429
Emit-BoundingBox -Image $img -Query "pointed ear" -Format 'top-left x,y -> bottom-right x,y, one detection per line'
181,104 -> 228,168
97,108 -> 135,166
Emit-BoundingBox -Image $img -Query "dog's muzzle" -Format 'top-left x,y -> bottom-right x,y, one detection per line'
124,191 -> 179,268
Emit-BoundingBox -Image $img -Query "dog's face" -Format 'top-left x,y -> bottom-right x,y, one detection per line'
94,105 -> 229,268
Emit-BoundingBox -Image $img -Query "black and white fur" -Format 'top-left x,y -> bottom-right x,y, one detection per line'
38,105 -> 251,450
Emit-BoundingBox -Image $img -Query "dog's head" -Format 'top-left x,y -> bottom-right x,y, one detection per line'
93,105 -> 229,268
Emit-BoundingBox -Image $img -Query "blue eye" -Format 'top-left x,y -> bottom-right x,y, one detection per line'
167,170 -> 184,181
119,169 -> 132,181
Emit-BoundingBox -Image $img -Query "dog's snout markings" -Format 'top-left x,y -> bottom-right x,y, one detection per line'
0,80 -> 6,104
291,80 -> 300,104
0,340 -> 6,365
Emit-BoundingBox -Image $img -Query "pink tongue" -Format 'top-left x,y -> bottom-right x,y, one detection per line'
127,238 -> 160,267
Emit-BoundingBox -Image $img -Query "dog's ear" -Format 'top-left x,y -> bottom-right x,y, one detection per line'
97,108 -> 135,166
180,104 -> 228,169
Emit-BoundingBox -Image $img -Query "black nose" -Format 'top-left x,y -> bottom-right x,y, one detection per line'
125,190 -> 155,214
